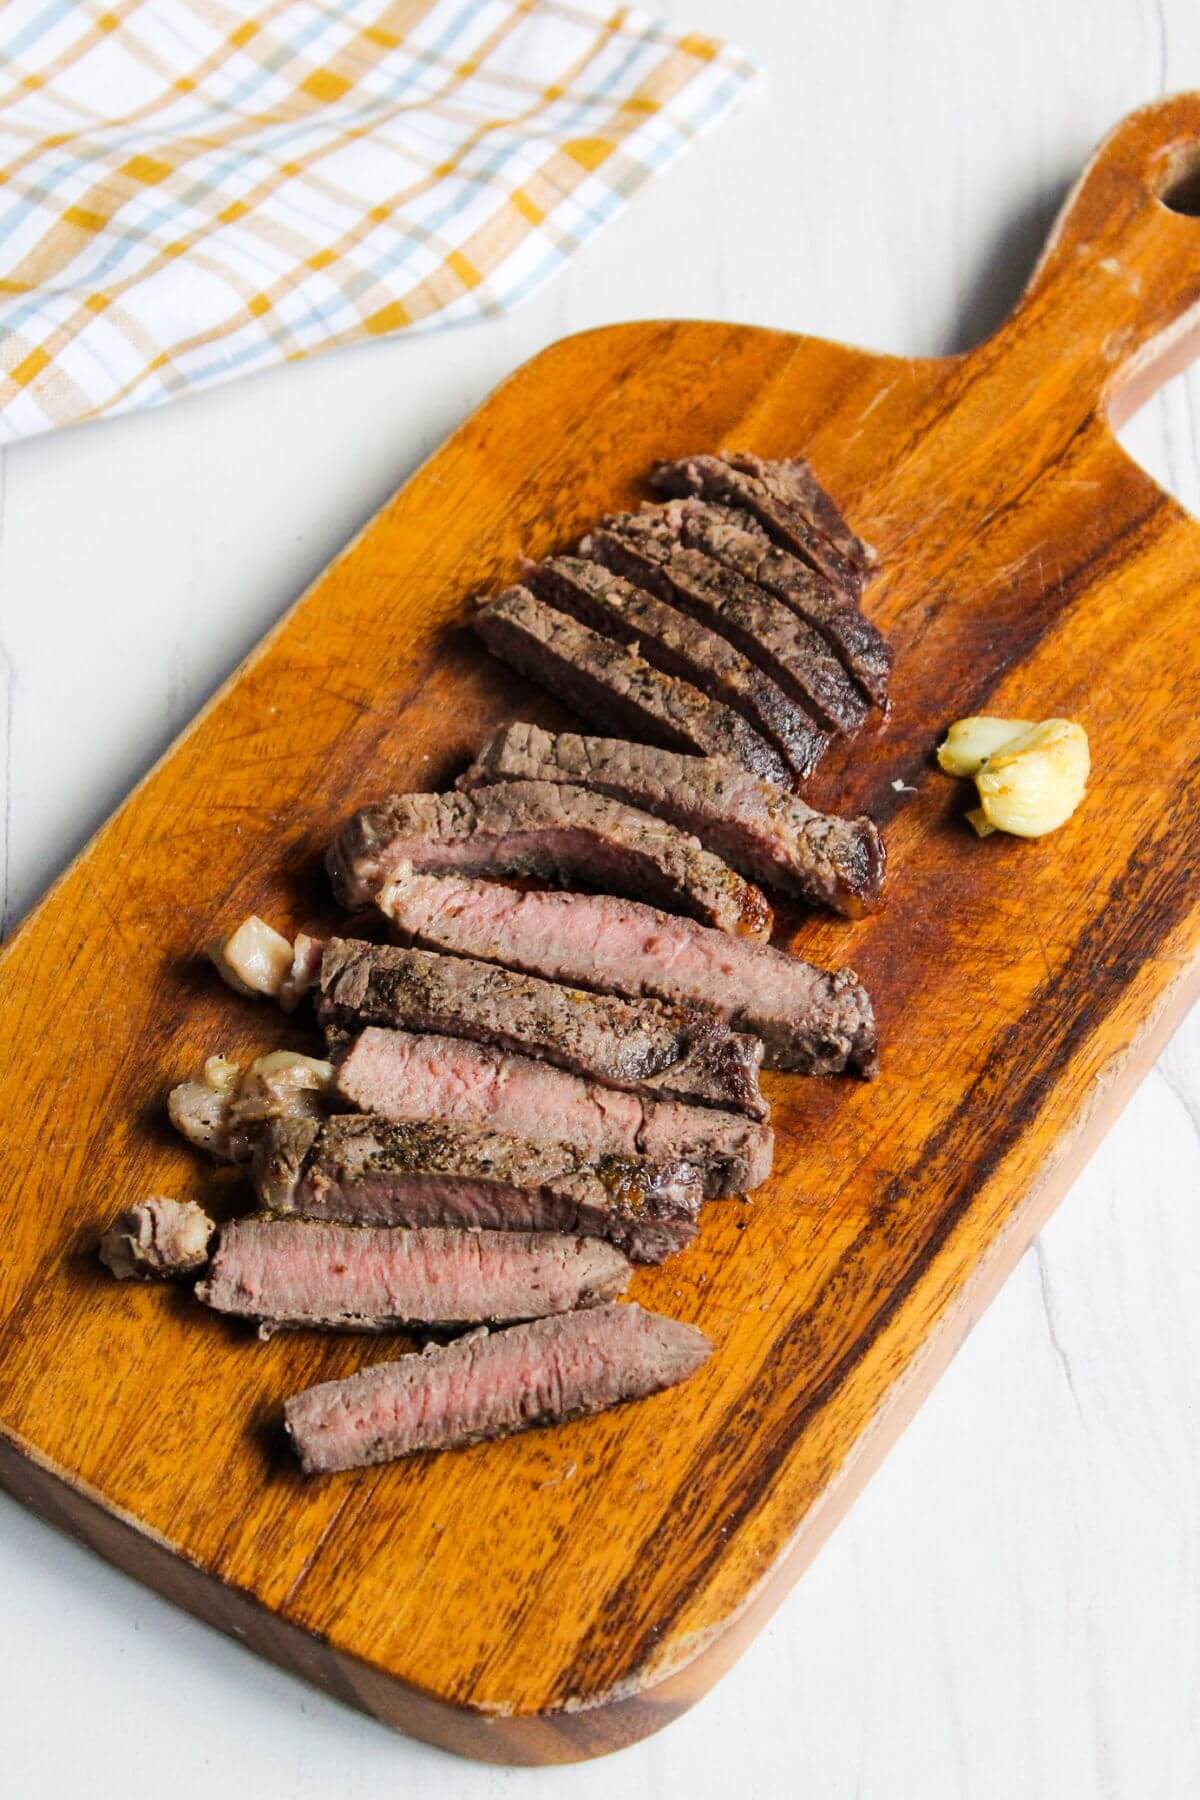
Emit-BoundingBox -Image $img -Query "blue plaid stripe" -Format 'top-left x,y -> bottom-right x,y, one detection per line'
0,0 -> 758,440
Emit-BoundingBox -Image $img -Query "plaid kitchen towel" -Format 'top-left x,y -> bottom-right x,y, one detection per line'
0,1 -> 757,442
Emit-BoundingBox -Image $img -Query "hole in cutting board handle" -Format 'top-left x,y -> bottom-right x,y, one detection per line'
1158,143 -> 1200,216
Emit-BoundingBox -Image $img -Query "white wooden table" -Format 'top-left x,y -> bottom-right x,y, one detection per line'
5,2 -> 1200,1792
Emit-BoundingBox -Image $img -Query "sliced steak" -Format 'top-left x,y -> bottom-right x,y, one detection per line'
655,498 -> 892,709
651,453 -> 865,599
334,1027 -> 773,1198
462,723 -> 885,916
327,780 -> 771,940
473,585 -> 788,784
99,1197 -> 215,1280
726,453 -> 876,573
379,868 -> 879,1076
584,519 -> 867,736
318,938 -> 768,1119
254,1115 -> 704,1264
196,1218 -> 630,1334
284,1302 -> 712,1472
525,555 -> 827,784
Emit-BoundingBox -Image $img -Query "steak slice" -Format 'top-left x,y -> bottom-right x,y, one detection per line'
334,1027 -> 773,1198
318,938 -> 767,1119
462,723 -> 885,916
525,555 -> 827,784
326,779 -> 771,940
473,585 -> 788,784
254,1115 -> 704,1264
379,868 -> 879,1076
584,519 -> 867,736
196,1218 -> 630,1335
726,453 -> 876,573
284,1302 -> 712,1472
654,498 -> 892,709
651,453 -> 865,599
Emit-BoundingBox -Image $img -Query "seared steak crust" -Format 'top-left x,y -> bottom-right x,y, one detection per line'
334,1026 -> 774,1197
526,555 -> 826,784
284,1302 -> 712,1472
327,779 -> 771,939
473,585 -> 788,783
254,1115 -> 704,1264
726,453 -> 875,572
462,723 -> 885,916
651,453 -> 865,599
585,518 -> 867,737
318,938 -> 768,1118
379,868 -> 879,1076
652,498 -> 892,709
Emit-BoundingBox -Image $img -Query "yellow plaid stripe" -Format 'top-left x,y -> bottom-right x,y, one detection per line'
0,0 -> 757,438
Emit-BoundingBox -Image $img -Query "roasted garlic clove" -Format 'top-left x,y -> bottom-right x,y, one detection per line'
231,1050 -> 334,1118
207,914 -> 295,998
973,719 -> 1090,838
168,1078 -> 236,1157
170,1049 -> 334,1163
936,716 -> 1033,778
203,1053 -> 241,1095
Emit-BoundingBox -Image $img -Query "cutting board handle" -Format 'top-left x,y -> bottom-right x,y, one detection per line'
1003,93 -> 1200,427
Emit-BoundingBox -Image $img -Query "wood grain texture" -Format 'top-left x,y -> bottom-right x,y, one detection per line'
2,96 -> 1200,1765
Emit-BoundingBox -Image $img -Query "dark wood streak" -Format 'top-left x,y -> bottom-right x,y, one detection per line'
557,746 -> 1200,1704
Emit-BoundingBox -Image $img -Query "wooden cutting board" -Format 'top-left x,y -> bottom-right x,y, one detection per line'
3,95 -> 1200,1766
